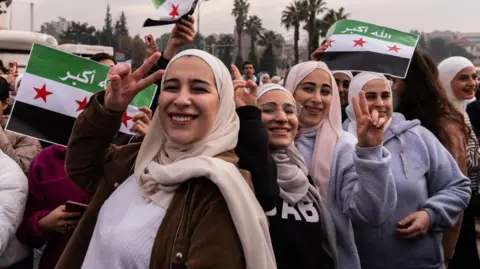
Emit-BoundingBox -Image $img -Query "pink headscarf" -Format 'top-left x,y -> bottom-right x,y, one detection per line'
284,61 -> 343,198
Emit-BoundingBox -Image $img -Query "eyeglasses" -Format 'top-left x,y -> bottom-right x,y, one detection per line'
259,102 -> 303,118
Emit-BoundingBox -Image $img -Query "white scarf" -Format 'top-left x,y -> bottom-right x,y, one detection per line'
438,56 -> 476,112
135,49 -> 276,269
345,72 -> 393,136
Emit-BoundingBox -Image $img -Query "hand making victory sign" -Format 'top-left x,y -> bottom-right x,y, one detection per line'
231,64 -> 258,108
352,91 -> 386,148
104,53 -> 165,112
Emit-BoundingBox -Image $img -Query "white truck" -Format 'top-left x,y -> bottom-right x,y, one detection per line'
0,30 -> 58,73
58,44 -> 114,58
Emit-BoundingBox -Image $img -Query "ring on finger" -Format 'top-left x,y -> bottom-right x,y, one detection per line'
64,220 -> 68,227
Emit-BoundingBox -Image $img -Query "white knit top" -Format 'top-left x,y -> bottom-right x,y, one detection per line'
82,175 -> 166,269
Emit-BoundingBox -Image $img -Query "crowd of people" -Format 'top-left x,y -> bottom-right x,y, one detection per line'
0,15 -> 479,269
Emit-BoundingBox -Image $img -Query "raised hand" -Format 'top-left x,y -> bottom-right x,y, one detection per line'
145,38 -> 159,60
164,15 -> 196,60
104,53 -> 165,112
130,106 -> 153,136
352,91 -> 386,148
311,41 -> 329,61
396,211 -> 431,239
231,64 -> 258,108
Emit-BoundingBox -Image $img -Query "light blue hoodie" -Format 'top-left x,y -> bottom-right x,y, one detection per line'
344,113 -> 471,269
296,130 -> 397,269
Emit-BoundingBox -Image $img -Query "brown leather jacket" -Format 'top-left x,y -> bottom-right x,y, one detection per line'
55,93 -> 247,269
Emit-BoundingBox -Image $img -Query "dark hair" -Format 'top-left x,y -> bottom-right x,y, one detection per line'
243,61 -> 254,69
90,53 -> 117,65
0,60 -> 7,74
0,77 -> 10,103
396,49 -> 469,147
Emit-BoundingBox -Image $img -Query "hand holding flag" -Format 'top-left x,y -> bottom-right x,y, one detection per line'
164,15 -> 196,60
144,0 -> 198,27
105,53 -> 165,112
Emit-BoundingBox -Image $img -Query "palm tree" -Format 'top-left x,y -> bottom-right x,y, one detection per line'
319,7 -> 350,37
304,0 -> 327,56
216,34 -> 236,67
245,15 -> 263,68
281,0 -> 308,64
205,34 -> 217,54
232,0 -> 250,67
259,30 -> 283,75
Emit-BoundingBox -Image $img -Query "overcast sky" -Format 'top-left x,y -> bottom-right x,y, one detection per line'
6,0 -> 480,41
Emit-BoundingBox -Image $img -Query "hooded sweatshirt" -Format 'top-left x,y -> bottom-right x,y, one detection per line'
286,62 -> 397,269
347,113 -> 471,269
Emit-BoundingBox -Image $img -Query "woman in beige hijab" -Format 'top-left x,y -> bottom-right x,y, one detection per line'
57,50 -> 276,269
284,61 -> 396,269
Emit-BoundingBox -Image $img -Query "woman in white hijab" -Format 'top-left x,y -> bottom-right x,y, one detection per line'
438,56 -> 480,269
57,51 -> 276,269
283,61 -> 396,269
344,72 -> 470,269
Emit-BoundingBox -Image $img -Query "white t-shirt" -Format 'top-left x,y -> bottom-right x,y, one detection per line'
82,175 -> 166,269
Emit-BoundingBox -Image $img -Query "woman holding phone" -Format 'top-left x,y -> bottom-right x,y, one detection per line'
16,145 -> 91,269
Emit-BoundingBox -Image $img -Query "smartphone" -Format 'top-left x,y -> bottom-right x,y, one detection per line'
65,201 -> 88,215
8,62 -> 18,76
144,34 -> 155,46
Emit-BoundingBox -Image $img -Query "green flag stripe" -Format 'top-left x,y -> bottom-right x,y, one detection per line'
153,0 -> 167,9
25,44 -> 156,108
327,20 -> 419,47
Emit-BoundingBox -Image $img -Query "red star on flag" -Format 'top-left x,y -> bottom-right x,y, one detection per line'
388,45 -> 401,53
353,38 -> 366,47
169,4 -> 180,19
33,84 -> 53,103
122,112 -> 133,127
76,97 -> 88,112
328,39 -> 335,47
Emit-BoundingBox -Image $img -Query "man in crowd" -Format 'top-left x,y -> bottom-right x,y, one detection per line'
243,61 -> 261,86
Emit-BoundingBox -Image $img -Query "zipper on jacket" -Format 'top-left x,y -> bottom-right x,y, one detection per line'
169,180 -> 191,269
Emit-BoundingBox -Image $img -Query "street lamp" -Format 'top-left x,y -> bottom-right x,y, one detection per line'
197,0 -> 210,37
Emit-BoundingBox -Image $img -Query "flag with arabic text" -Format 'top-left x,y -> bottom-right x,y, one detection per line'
320,20 -> 419,78
6,44 -> 157,146
143,0 -> 198,27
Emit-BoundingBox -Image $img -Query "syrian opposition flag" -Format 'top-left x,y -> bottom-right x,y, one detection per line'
6,44 -> 157,146
320,20 -> 419,78
143,0 -> 198,27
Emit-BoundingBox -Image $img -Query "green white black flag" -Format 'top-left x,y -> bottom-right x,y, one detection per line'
320,20 -> 419,78
6,44 -> 157,146
143,0 -> 198,27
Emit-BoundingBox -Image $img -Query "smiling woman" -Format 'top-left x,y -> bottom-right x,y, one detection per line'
159,56 -> 219,145
257,85 -> 299,150
255,83 -> 336,269
283,61 -> 397,269
344,72 -> 393,134
55,50 -> 276,269
341,71 -> 471,269
439,56 -> 480,269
